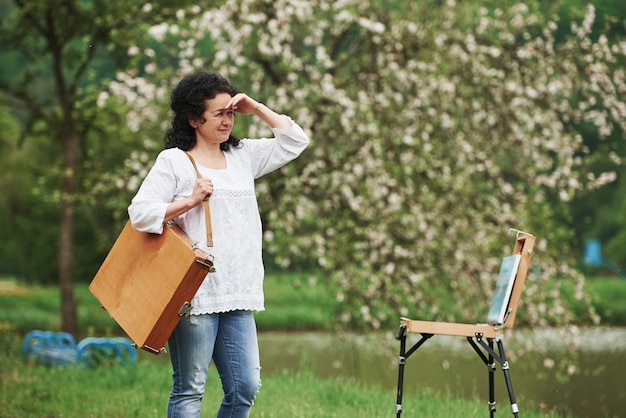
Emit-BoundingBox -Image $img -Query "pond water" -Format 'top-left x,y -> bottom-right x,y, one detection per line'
257,327 -> 626,418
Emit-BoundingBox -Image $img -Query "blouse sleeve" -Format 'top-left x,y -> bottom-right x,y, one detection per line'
127,150 -> 179,234
246,118 -> 310,179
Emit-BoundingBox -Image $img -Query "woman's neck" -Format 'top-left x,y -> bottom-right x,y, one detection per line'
189,143 -> 226,169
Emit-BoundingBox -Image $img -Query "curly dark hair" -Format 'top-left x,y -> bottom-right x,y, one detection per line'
164,71 -> 241,151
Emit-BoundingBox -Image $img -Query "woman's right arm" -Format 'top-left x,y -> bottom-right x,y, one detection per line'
128,154 -> 174,233
163,178 -> 213,223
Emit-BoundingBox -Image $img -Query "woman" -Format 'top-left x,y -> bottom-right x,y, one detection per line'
128,71 -> 310,418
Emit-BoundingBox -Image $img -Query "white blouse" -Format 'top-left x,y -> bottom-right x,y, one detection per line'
128,119 -> 309,314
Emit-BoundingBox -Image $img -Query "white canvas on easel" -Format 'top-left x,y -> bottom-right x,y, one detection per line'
486,254 -> 522,325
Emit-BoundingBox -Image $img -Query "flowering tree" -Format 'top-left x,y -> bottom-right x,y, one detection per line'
106,0 -> 624,330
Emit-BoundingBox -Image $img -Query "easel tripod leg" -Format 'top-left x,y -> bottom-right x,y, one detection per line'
488,339 -> 496,417
497,339 -> 519,417
396,325 -> 407,417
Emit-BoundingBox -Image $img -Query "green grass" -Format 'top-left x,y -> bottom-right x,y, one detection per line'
0,275 -> 580,417
1,274 -> 623,338
0,281 -> 121,337
0,326 -> 566,418
0,272 -> 337,337
560,276 -> 626,325
581,276 -> 626,325
258,273 -> 336,331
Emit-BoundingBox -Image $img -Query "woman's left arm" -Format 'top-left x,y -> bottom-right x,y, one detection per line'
225,93 -> 292,130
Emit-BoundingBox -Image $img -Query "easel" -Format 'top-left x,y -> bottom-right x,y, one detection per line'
395,229 -> 535,417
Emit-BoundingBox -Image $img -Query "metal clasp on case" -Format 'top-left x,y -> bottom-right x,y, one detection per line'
178,301 -> 192,317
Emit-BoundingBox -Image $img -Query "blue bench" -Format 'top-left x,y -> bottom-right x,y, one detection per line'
22,330 -> 77,366
77,337 -> 136,367
22,330 -> 136,367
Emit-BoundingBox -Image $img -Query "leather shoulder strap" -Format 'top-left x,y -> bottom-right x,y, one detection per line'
184,151 -> 213,247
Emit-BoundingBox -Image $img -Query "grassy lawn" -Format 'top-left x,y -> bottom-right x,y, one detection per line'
0,325 -> 567,418
0,273 -> 586,417
560,275 -> 626,325
1,273 -> 623,337
258,273 -> 337,331
581,276 -> 626,325
0,272 -> 337,337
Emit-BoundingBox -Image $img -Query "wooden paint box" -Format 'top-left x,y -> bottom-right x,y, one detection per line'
89,221 -> 213,354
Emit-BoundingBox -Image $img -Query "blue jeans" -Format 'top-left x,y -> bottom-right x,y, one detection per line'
167,310 -> 261,418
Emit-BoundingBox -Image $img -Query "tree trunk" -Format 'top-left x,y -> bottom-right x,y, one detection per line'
59,128 -> 79,336
48,11 -> 79,335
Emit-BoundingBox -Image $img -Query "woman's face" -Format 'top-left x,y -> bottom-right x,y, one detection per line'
192,92 -> 234,144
